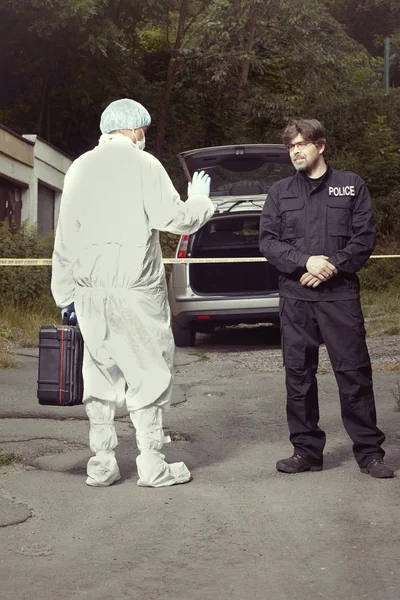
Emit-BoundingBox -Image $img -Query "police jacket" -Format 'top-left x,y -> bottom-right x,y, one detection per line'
259,164 -> 376,301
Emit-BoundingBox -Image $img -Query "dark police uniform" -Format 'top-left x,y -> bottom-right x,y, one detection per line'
259,164 -> 385,468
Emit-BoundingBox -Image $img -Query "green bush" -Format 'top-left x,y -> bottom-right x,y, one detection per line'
160,231 -> 180,258
0,220 -> 54,308
160,231 -> 180,280
373,191 -> 400,241
360,257 -> 400,292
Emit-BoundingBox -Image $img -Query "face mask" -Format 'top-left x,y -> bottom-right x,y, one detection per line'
134,128 -> 145,150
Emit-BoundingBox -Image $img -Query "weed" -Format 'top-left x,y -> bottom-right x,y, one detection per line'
0,452 -> 23,466
384,323 -> 400,336
391,380 -> 400,412
0,338 -> 17,369
188,349 -> 210,362
373,363 -> 400,373
361,288 -> 400,336
0,301 -> 59,348
0,301 -> 60,368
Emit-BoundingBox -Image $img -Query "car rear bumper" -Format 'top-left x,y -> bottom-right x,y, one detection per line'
170,295 -> 280,327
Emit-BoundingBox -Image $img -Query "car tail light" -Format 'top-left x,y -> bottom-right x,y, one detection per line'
197,315 -> 210,319
177,234 -> 190,258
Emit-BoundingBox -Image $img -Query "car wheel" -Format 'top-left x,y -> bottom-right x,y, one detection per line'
172,318 -> 196,347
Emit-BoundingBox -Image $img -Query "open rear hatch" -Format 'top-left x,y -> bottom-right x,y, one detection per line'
178,144 -> 293,295
178,144 -> 293,197
189,213 -> 279,295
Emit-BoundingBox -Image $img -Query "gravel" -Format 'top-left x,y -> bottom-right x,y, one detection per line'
195,326 -> 400,373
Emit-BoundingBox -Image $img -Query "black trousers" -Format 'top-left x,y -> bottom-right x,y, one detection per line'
280,297 -> 385,468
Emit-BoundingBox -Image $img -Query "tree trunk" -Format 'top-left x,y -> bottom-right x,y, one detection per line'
237,11 -> 257,101
155,0 -> 188,159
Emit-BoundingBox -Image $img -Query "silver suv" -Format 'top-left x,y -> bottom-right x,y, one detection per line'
168,144 -> 294,346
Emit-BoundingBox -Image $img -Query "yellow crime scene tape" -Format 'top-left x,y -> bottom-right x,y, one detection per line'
0,255 -> 400,266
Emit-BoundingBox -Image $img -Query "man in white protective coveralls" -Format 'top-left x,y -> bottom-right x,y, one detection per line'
51,98 -> 214,487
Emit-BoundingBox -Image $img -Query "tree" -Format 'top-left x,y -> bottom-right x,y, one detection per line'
324,0 -> 400,85
0,0 -> 399,247
153,0 -> 209,158
0,0 -> 148,152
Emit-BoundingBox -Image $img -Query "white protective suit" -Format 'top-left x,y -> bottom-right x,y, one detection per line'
51,133 -> 214,487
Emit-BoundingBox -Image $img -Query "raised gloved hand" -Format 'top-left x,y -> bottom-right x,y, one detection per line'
61,302 -> 77,325
187,170 -> 211,198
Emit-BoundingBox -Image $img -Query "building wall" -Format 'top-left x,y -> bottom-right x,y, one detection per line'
23,134 -> 72,234
0,125 -> 72,235
0,126 -> 34,169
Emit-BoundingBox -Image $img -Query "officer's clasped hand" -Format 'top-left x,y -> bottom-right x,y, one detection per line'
300,272 -> 322,288
188,170 -> 211,198
301,256 -> 338,287
61,302 -> 77,325
305,256 -> 338,284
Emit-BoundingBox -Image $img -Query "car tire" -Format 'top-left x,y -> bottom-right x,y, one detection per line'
172,318 -> 196,347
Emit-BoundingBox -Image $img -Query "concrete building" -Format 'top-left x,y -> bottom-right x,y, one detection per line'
0,124 -> 72,235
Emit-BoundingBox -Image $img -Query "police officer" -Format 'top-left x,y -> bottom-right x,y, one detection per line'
259,118 -> 394,478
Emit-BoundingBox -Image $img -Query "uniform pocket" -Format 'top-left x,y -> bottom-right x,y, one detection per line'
334,300 -> 370,370
280,197 -> 305,240
327,198 -> 353,237
349,305 -> 367,337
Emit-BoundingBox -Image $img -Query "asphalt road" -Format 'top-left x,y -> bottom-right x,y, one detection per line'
0,329 -> 399,600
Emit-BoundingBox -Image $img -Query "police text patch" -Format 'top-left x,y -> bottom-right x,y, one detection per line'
329,186 -> 355,196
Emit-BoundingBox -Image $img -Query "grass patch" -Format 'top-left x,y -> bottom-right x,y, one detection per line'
361,288 -> 400,336
0,338 -> 18,369
0,296 -> 59,369
188,349 -> 210,362
0,451 -> 24,466
391,380 -> 400,412
373,363 -> 400,373
0,298 -> 60,349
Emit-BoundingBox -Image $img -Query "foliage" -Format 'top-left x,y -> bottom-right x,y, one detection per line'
324,0 -> 400,84
0,220 -> 54,307
359,257 -> 400,292
0,338 -> 17,369
0,0 -> 399,244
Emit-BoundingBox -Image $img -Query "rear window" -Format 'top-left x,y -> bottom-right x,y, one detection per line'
195,215 -> 260,247
206,161 -> 294,196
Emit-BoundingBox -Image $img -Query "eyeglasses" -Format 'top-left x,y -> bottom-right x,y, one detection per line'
287,141 -> 313,152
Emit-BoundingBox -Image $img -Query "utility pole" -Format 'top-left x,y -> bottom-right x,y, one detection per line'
384,37 -> 390,94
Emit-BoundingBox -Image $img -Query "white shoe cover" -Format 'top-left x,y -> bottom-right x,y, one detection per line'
130,405 -> 192,488
136,450 -> 192,487
86,450 -> 121,487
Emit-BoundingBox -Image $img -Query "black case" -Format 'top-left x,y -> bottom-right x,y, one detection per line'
37,314 -> 84,406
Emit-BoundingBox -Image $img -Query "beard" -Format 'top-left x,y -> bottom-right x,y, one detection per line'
292,154 -> 318,173
293,160 -> 307,172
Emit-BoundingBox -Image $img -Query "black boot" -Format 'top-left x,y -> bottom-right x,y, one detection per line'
360,459 -> 394,479
276,454 -> 323,474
